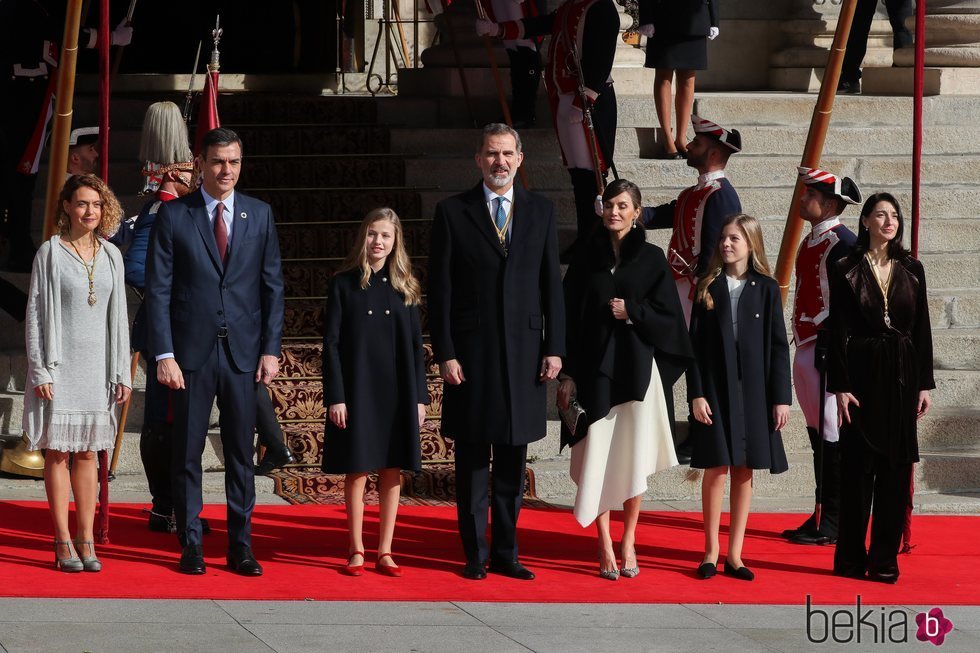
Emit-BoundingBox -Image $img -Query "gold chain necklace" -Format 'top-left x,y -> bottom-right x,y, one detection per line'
68,236 -> 99,306
865,252 -> 893,328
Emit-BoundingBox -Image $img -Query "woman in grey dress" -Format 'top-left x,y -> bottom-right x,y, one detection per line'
24,174 -> 132,573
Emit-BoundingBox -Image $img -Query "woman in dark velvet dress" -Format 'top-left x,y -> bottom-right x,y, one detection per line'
829,193 -> 934,584
322,208 -> 428,577
559,179 -> 693,580
638,0 -> 720,158
688,214 -> 791,581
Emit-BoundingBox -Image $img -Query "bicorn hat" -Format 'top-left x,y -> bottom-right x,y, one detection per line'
692,115 -> 742,152
797,166 -> 862,205
68,126 -> 99,147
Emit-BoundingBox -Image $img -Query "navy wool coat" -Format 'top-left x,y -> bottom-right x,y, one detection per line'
687,270 -> 791,472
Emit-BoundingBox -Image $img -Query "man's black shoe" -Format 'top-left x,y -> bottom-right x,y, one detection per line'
462,561 -> 487,580
789,528 -> 836,546
781,513 -> 817,539
254,448 -> 296,476
178,544 -> 206,575
488,560 -> 535,580
227,545 -> 263,576
837,79 -> 861,95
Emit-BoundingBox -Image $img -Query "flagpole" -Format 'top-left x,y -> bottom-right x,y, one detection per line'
42,0 -> 85,240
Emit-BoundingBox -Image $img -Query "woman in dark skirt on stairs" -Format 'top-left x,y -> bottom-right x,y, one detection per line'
322,207 -> 429,577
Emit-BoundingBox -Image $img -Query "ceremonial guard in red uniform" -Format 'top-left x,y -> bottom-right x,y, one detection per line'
478,0 -> 544,127
785,166 -> 860,546
479,0 -> 620,243
640,116 -> 742,326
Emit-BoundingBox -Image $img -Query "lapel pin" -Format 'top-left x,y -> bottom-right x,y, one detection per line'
240,212 -> 247,219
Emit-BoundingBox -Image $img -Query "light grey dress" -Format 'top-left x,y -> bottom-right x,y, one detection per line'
23,236 -> 131,453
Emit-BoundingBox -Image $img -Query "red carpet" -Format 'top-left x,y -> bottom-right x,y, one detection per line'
0,501 -> 976,604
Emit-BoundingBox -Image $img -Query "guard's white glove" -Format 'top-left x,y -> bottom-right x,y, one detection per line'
476,19 -> 500,38
708,26 -> 720,40
594,195 -> 604,217
637,24 -> 655,38
112,19 -> 133,46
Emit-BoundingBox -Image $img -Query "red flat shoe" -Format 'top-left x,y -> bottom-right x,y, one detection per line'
343,551 -> 365,576
376,552 -> 402,577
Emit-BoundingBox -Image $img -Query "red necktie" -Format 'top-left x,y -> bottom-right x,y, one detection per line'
213,202 -> 228,264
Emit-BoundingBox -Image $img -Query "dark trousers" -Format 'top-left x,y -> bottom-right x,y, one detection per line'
566,83 -> 618,241
834,428 -> 912,579
171,338 -> 258,548
454,440 -> 528,565
841,0 -> 914,82
807,427 -> 841,538
506,45 -> 541,125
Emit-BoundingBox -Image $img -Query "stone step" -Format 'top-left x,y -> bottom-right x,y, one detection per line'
391,124 -> 980,158
529,449 -> 980,502
405,153 -> 980,192
377,93 -> 980,129
397,65 -> 655,99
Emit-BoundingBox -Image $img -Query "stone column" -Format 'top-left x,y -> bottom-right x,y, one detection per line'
864,0 -> 980,94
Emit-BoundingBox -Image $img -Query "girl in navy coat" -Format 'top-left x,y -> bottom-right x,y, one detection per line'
688,214 -> 792,581
322,208 -> 429,577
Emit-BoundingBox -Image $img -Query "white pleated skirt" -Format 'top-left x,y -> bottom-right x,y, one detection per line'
569,359 -> 678,527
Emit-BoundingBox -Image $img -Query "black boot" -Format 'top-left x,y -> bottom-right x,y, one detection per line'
782,427 -> 820,538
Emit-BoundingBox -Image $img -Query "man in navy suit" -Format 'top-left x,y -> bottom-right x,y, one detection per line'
146,127 -> 285,576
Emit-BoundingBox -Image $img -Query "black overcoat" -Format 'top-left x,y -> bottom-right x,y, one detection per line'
639,0 -> 719,36
321,266 -> 428,473
562,227 -> 693,449
687,270 -> 791,471
827,255 -> 935,465
428,182 -> 566,445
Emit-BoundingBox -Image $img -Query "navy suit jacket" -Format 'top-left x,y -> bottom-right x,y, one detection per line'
145,188 -> 285,373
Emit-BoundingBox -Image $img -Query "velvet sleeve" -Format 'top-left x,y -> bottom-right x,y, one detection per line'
910,259 -> 936,391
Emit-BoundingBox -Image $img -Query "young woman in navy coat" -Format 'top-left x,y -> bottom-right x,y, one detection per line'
688,214 -> 791,581
322,208 -> 429,577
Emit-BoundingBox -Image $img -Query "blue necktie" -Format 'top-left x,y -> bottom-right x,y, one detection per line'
495,197 -> 507,231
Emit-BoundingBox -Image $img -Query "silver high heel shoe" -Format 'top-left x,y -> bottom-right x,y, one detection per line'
620,546 -> 640,578
74,540 -> 102,572
598,549 -> 619,581
53,539 -> 83,573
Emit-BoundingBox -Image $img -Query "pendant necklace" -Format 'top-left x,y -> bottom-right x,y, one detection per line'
68,236 -> 99,306
865,252 -> 892,327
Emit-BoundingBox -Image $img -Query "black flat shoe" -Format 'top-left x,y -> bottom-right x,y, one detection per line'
255,448 -> 296,476
462,561 -> 487,580
227,545 -> 263,576
488,559 -> 535,580
656,150 -> 686,160
723,561 -> 755,581
178,544 -> 206,575
697,561 -> 717,579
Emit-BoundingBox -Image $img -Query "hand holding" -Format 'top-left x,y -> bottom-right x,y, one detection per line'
557,377 -> 577,411
328,403 -> 348,429
772,404 -> 789,431
836,392 -> 860,426
594,195 -> 604,217
114,384 -> 132,405
476,19 -> 500,38
256,354 -> 280,385
539,355 -> 562,382
34,383 -> 53,401
692,397 -> 713,425
112,19 -> 133,46
708,27 -> 719,40
609,298 -> 628,321
418,403 -> 426,428
916,390 -> 932,420
440,359 -> 466,385
157,358 -> 185,390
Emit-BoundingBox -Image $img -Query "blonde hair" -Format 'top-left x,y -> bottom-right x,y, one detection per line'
696,214 -> 773,310
58,174 -> 123,240
340,207 -> 421,305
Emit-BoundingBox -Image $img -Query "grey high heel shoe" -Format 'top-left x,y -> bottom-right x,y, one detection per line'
598,549 -> 619,581
620,546 -> 640,578
74,540 -> 102,572
53,539 -> 83,573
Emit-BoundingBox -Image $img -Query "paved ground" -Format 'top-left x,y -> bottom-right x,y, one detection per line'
3,479 -> 979,652
0,599 -> 978,652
